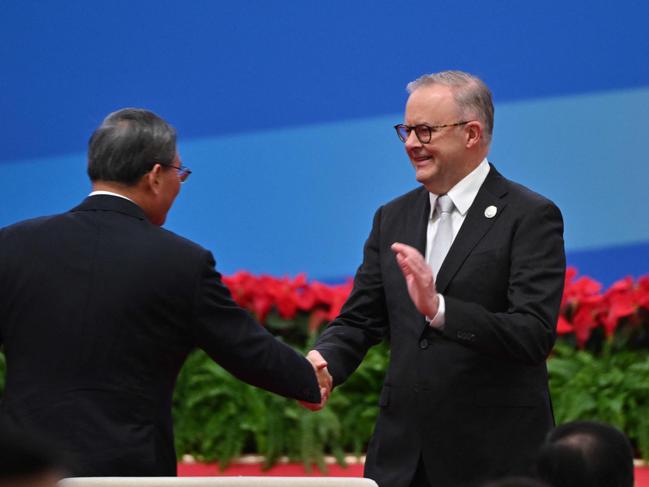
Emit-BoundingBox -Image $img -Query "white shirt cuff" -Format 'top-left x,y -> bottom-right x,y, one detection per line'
426,294 -> 445,329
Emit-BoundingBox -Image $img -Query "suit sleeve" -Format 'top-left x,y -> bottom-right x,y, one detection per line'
442,202 -> 566,365
314,207 -> 388,386
189,251 -> 321,403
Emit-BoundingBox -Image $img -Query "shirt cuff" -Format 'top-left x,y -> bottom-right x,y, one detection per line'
426,294 -> 445,329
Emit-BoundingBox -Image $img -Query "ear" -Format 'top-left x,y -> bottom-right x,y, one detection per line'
144,164 -> 164,195
465,121 -> 483,149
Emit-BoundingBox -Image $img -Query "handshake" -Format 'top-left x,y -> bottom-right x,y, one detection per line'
300,350 -> 333,411
297,242 -> 439,412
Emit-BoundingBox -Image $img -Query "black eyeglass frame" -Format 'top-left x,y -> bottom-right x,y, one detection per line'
394,121 -> 471,144
158,162 -> 192,183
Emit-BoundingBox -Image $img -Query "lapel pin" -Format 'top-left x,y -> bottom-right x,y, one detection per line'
484,205 -> 497,218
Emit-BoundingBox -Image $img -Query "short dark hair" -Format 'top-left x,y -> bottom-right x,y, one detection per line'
536,421 -> 634,487
87,108 -> 177,185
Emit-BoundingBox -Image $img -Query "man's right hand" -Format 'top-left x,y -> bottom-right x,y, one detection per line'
391,242 -> 440,318
299,350 -> 333,411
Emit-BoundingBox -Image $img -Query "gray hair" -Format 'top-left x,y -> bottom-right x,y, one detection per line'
406,70 -> 494,144
87,108 -> 177,185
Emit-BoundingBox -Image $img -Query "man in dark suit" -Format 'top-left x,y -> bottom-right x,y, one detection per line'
307,71 -> 566,486
0,108 -> 326,477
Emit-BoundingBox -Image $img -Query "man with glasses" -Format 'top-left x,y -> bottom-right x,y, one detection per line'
0,108 -> 327,476
307,71 -> 566,487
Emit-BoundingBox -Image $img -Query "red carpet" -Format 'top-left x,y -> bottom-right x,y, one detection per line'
179,462 -> 364,477
179,462 -> 649,485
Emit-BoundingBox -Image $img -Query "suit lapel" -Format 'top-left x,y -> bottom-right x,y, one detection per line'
435,166 -> 509,294
411,188 -> 431,257
401,188 -> 432,328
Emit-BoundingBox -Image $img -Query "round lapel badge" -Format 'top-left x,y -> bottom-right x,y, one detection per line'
484,205 -> 497,218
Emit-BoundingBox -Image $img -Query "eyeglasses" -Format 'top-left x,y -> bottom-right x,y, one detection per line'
394,121 -> 471,144
159,163 -> 192,183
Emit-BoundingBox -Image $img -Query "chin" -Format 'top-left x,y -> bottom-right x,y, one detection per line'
415,168 -> 436,185
416,173 -> 445,194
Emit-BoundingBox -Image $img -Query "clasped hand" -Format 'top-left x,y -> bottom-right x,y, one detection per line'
299,350 -> 333,411
299,243 -> 436,412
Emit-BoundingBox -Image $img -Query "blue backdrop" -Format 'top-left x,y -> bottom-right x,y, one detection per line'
2,0 -> 648,285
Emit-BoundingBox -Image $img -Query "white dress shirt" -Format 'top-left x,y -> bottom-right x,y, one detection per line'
88,190 -> 135,203
426,158 -> 490,328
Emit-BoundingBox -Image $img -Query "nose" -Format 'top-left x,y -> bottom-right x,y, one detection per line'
404,129 -> 422,151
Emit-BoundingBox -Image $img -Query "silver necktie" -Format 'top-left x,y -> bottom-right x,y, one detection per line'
429,194 -> 455,277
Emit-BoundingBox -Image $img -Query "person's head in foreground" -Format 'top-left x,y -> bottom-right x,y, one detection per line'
0,423 -> 63,487
536,421 -> 634,487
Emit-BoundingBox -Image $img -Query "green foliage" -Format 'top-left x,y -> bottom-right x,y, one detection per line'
172,334 -> 649,467
2,308 -> 648,467
549,341 -> 649,459
172,342 -> 389,470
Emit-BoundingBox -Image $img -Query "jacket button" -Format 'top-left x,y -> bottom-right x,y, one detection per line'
419,338 -> 429,349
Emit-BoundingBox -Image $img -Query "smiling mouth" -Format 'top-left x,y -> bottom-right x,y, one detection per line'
412,155 -> 432,164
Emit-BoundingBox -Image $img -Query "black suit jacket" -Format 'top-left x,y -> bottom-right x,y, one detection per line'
315,166 -> 565,487
0,195 -> 320,476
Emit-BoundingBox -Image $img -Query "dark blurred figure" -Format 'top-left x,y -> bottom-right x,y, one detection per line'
536,421 -> 634,487
0,422 -> 63,487
482,476 -> 551,487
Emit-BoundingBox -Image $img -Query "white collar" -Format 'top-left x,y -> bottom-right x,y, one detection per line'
429,158 -> 490,218
88,190 -> 135,204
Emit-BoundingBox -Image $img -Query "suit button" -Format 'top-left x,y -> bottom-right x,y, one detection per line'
419,338 -> 429,349
457,331 -> 476,342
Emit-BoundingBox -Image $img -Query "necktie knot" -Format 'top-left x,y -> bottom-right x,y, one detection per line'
436,195 -> 454,215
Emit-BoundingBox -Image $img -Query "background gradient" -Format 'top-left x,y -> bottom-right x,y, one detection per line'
2,0 -> 648,284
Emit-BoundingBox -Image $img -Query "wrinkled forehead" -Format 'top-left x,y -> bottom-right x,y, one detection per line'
404,84 -> 460,124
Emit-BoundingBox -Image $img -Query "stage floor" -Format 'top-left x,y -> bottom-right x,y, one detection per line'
179,461 -> 649,485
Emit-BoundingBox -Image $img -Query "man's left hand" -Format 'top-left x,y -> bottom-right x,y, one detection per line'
391,242 -> 439,317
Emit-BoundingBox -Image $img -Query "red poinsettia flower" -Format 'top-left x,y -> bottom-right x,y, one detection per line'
326,281 -> 353,320
223,271 -> 258,308
221,269 -> 648,350
560,267 -> 578,307
295,286 -> 317,311
602,276 -> 638,336
565,275 -> 603,303
636,275 -> 649,310
559,267 -> 605,346
252,293 -> 274,323
571,294 -> 606,347
556,315 -> 574,335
